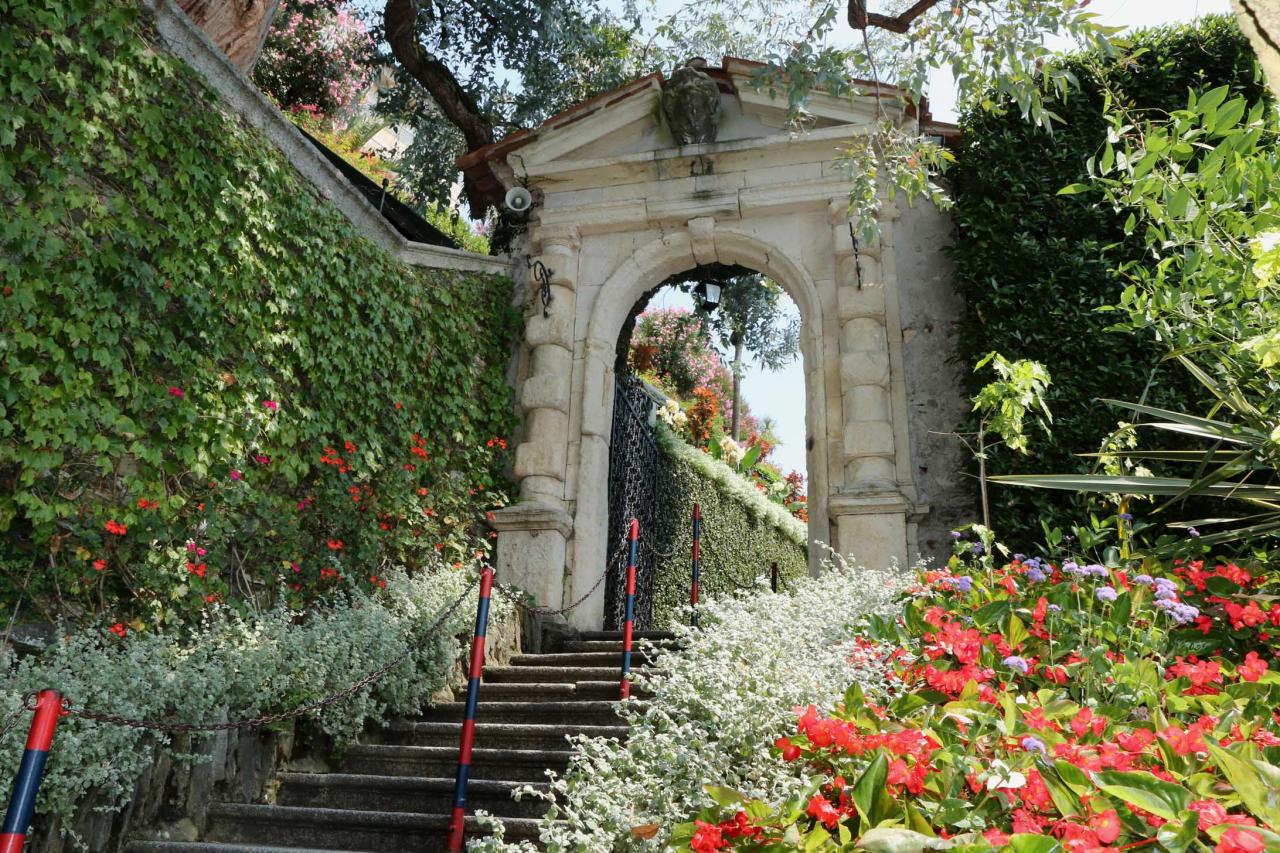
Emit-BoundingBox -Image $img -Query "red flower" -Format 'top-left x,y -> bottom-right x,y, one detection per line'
105,520 -> 127,536
1239,652 -> 1268,682
1217,827 -> 1266,853
805,793 -> 841,829
690,821 -> 727,853
1189,800 -> 1229,829
327,539 -> 344,550
168,386 -> 184,398
109,623 -> 127,637
92,559 -> 107,571
1090,809 -> 1121,844
1160,724 -> 1207,756
774,737 -> 801,761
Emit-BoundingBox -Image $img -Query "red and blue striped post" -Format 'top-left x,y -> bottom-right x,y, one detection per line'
1,690 -> 62,853
770,561 -> 779,594
446,567 -> 494,852
690,504 -> 702,627
619,518 -> 640,700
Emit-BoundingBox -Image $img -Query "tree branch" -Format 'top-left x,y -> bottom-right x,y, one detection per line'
849,0 -> 944,34
384,0 -> 496,209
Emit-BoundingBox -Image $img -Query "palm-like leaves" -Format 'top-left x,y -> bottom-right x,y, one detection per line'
993,357 -> 1280,546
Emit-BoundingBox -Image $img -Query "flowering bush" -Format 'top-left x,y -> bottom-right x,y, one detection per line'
253,0 -> 373,115
473,552 -> 908,851
0,562 -> 510,835
2,1 -> 518,628
673,536 -> 1280,851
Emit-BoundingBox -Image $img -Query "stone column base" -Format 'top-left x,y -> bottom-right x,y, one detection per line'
490,503 -> 574,610
828,491 -> 910,571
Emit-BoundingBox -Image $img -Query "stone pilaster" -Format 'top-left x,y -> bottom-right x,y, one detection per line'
830,202 -> 909,568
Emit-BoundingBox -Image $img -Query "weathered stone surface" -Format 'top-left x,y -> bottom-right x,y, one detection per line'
661,63 -> 722,145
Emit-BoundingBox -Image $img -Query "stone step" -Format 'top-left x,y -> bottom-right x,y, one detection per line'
130,844 -> 369,853
204,803 -> 546,851
556,638 -> 679,653
458,681 -> 624,701
374,720 -> 629,750
482,665 -> 619,684
577,630 -> 676,642
277,773 -> 547,818
416,700 -> 627,726
509,651 -> 653,667
342,744 -> 570,781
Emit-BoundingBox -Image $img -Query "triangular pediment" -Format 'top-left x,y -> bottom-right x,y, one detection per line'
514,58 -> 897,169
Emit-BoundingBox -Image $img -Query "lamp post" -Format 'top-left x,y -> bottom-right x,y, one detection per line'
693,280 -> 722,313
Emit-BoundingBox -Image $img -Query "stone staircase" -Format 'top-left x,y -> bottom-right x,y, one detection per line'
128,629 -> 674,852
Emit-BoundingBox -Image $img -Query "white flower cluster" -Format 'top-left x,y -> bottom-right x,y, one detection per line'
655,398 -> 689,430
473,550 -> 907,852
0,564 -> 508,834
719,436 -> 745,467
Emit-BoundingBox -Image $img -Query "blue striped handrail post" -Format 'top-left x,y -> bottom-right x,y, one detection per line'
446,567 -> 494,852
771,561 -> 779,594
1,690 -> 62,853
690,503 -> 702,627
619,518 -> 640,700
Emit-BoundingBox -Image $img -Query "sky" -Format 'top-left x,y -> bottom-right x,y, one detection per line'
631,0 -> 1233,481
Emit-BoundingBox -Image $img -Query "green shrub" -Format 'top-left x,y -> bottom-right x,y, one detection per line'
0,0 -> 519,628
949,15 -> 1266,543
646,425 -> 807,627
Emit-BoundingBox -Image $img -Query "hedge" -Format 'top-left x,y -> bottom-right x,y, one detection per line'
647,424 -> 807,627
0,0 -> 519,629
948,14 -> 1267,544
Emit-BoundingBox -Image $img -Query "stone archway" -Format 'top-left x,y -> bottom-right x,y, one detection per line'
463,58 -> 970,629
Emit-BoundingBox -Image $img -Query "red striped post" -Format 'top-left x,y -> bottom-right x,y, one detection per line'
619,518 -> 640,700
770,561 -> 779,594
690,504 -> 702,627
446,567 -> 494,851
1,690 -> 62,853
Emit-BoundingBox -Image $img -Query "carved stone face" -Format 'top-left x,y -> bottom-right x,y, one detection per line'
661,64 -> 722,146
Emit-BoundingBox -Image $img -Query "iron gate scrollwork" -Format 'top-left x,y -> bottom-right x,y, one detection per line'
605,373 -> 660,630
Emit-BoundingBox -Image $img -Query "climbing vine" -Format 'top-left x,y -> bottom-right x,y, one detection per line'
0,0 -> 519,629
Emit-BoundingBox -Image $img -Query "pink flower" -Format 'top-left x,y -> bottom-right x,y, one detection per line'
168,386 -> 184,398
229,469 -> 243,481
254,455 -> 270,465
262,399 -> 278,411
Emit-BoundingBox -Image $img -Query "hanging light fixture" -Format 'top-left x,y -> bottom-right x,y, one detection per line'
693,280 -> 723,312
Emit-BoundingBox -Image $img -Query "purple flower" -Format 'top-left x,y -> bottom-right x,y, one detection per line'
1153,578 -> 1178,601
1085,564 -> 1109,578
1188,527 -> 1200,538
1021,736 -> 1047,754
1096,586 -> 1118,603
1134,574 -> 1154,585
1156,600 -> 1200,625
970,542 -> 985,555
1063,561 -> 1084,576
950,530 -> 963,540
1026,567 -> 1048,583
1003,655 -> 1030,674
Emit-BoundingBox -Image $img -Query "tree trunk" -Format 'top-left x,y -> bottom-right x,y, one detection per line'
177,0 -> 280,72
1232,0 -> 1280,101
730,331 -> 744,442
383,0 -> 496,212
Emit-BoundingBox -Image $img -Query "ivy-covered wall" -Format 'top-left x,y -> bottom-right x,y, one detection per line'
647,425 -> 807,628
1,0 -> 518,629
949,15 -> 1266,543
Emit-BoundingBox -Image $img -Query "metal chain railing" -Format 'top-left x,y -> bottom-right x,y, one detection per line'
490,533 -> 630,618
50,579 -> 479,735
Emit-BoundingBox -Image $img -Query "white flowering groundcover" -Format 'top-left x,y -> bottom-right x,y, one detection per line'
474,552 -> 907,851
0,564 -> 508,835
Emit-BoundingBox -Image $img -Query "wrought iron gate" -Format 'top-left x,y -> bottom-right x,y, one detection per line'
604,373 -> 660,630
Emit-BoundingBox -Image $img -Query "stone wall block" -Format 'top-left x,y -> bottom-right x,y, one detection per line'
840,349 -> 890,388
524,285 -> 575,347
841,317 -> 888,353
518,474 -> 565,503
521,373 -> 570,413
513,440 -> 567,480
837,281 -> 886,320
844,455 -> 897,487
843,420 -> 896,459
843,384 -> 890,423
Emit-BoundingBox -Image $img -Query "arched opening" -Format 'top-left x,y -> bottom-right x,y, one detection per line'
597,256 -> 815,629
